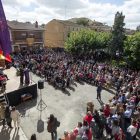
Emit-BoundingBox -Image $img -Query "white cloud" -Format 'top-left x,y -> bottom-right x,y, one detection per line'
1,0 -> 140,29
2,0 -> 31,7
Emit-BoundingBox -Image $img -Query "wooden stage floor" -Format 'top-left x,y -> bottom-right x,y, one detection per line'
2,67 -> 36,94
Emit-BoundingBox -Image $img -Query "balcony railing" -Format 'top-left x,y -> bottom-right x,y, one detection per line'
15,38 -> 43,40
34,38 -> 43,40
15,38 -> 26,40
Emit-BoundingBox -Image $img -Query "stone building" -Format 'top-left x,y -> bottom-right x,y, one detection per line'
44,19 -> 85,48
7,21 -> 45,52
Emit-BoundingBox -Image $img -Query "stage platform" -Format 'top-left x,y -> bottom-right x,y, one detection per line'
1,67 -> 37,106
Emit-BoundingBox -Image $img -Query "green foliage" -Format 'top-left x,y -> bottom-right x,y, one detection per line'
111,60 -> 117,67
16,68 -> 20,76
41,23 -> 45,26
25,21 -> 31,23
107,12 -> 126,56
119,63 -> 126,66
76,19 -> 89,26
123,31 -> 140,68
64,29 -> 110,53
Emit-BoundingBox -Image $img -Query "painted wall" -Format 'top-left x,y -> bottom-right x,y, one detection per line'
44,20 -> 65,47
44,19 -> 84,48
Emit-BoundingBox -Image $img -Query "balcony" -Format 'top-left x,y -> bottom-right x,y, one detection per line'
26,38 -> 34,46
15,38 -> 26,40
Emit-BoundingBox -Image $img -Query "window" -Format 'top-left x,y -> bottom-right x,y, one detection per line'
77,28 -> 78,31
68,33 -> 70,38
73,28 -> 74,31
22,34 -> 26,39
30,34 -> 34,38
68,27 -> 70,31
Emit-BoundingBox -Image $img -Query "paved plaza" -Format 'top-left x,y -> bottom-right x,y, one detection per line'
15,72 -> 116,140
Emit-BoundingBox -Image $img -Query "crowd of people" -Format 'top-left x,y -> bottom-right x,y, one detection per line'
1,48 -> 140,140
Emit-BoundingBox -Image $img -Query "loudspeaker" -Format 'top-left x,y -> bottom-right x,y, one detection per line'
38,80 -> 44,89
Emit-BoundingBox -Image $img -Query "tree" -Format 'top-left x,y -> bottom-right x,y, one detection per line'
107,12 -> 126,64
41,23 -> 45,26
76,19 -> 89,26
64,29 -> 110,53
40,23 -> 45,28
136,25 -> 140,31
25,21 -> 31,23
123,31 -> 140,69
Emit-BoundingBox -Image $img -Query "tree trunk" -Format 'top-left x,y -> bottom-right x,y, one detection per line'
110,55 -> 113,65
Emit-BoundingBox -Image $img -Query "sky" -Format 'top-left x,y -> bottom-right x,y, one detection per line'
1,0 -> 140,30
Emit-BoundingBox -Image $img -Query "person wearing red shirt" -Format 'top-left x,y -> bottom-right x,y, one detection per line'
82,128 -> 92,140
88,72 -> 92,78
105,104 -> 110,117
83,111 -> 92,126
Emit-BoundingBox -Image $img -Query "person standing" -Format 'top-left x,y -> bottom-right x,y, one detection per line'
110,119 -> 121,140
5,106 -> 13,128
126,119 -> 138,140
20,66 -> 24,85
24,68 -> 30,84
30,134 -> 37,140
83,111 -> 93,127
47,114 -> 57,140
92,109 -> 100,133
96,82 -> 102,100
0,102 -> 6,128
86,101 -> 94,114
61,131 -> 71,140
11,106 -> 20,129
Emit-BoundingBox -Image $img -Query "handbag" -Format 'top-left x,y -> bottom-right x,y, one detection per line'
56,120 -> 60,127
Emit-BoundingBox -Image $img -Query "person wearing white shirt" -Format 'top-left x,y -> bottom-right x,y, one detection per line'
74,122 -> 83,136
11,106 -> 20,128
122,85 -> 127,93
109,103 -> 117,118
126,119 -> 138,140
125,90 -> 131,99
130,100 -> 135,111
124,106 -> 132,129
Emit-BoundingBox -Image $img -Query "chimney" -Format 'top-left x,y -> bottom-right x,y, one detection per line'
35,21 -> 38,28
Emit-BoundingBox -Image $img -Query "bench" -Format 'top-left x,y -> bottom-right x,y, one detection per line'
21,95 -> 32,106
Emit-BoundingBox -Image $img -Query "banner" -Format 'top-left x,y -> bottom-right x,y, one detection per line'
0,0 -> 12,56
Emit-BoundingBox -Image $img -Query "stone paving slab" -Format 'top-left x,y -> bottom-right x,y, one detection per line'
0,121 -> 28,140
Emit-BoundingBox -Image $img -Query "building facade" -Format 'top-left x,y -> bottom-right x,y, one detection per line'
7,21 -> 45,52
44,19 -> 84,48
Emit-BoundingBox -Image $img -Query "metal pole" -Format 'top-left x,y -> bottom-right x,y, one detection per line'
65,6 -> 66,20
40,89 -> 42,119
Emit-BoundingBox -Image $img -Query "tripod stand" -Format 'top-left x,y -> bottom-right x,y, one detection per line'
37,89 -> 47,119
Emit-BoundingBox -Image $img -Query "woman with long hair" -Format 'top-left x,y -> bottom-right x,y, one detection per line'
5,106 -> 13,128
47,114 -> 57,140
110,119 -> 121,140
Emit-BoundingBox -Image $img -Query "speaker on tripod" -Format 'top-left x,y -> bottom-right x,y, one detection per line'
38,80 -> 44,89
37,80 -> 47,113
